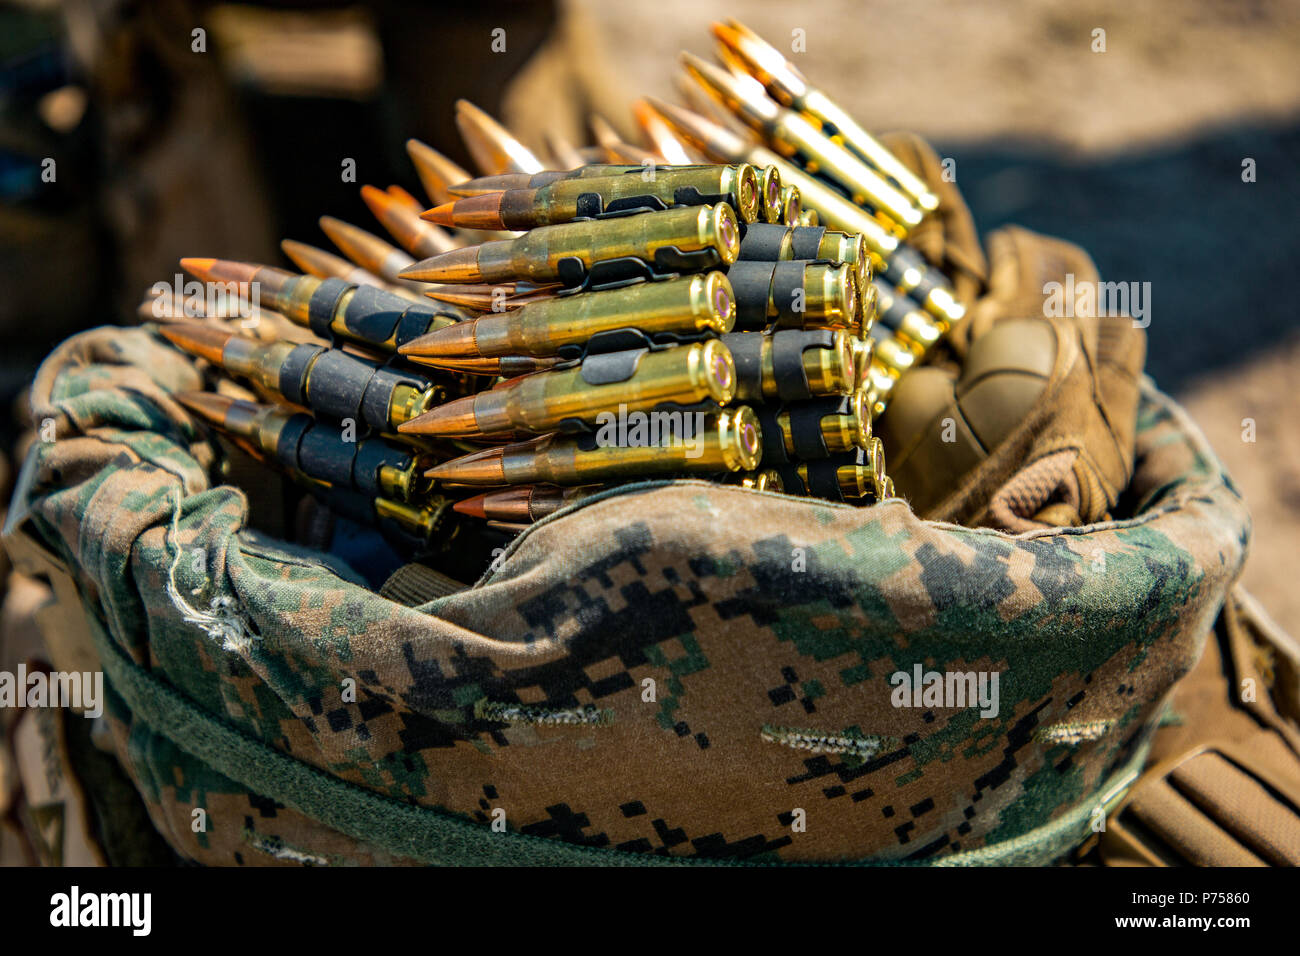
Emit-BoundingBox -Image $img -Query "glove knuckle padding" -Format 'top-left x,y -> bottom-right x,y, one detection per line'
878,225 -> 1146,531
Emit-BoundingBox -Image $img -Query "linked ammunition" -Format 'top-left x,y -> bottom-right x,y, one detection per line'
456,99 -> 545,175
725,259 -> 860,332
451,164 -> 724,196
751,390 -> 871,463
681,53 -> 923,232
453,484 -> 600,521
423,164 -> 763,228
645,99 -> 966,327
779,439 -> 886,502
711,20 -> 941,214
869,323 -> 919,379
722,328 -> 856,402
399,271 -> 735,364
176,391 -> 434,503
872,279 -> 943,353
426,406 -> 762,486
179,258 -> 469,354
361,184 -> 460,259
399,203 -> 742,287
646,98 -> 899,263
159,322 -> 448,434
736,223 -> 872,299
399,340 -> 735,438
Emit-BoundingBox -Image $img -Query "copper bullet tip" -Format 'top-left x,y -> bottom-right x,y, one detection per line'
399,245 -> 482,283
421,201 -> 458,228
397,394 -> 480,438
452,494 -> 489,519
158,321 -> 234,366
425,445 -> 508,485
396,320 -> 479,360
421,192 -> 507,231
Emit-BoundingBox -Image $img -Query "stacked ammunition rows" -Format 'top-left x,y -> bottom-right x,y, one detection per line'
142,20 -> 971,553
639,20 -> 967,416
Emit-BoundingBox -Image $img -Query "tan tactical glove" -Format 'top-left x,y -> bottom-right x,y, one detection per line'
873,136 -> 1146,530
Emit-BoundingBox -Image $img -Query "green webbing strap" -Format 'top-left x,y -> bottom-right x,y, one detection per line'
90,612 -> 1148,867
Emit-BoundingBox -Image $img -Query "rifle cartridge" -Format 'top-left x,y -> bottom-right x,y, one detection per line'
361,184 -> 461,259
319,216 -> 425,291
753,389 -> 871,462
399,271 -> 735,363
634,100 -> 699,164
681,53 -> 923,233
862,324 -> 924,417
176,391 -> 434,503
711,21 -> 941,214
646,99 -> 966,326
723,328 -> 856,402
280,239 -> 410,300
870,325 -> 919,378
159,323 -> 448,433
179,258 -> 469,354
737,223 -> 871,297
789,439 -> 886,502
449,164 -> 723,196
426,406 -> 762,486
425,164 -> 762,228
726,259 -> 860,333
400,340 -> 736,438
873,278 -> 944,352
400,203 -> 742,286
455,99 -> 544,175
453,484 -> 601,522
